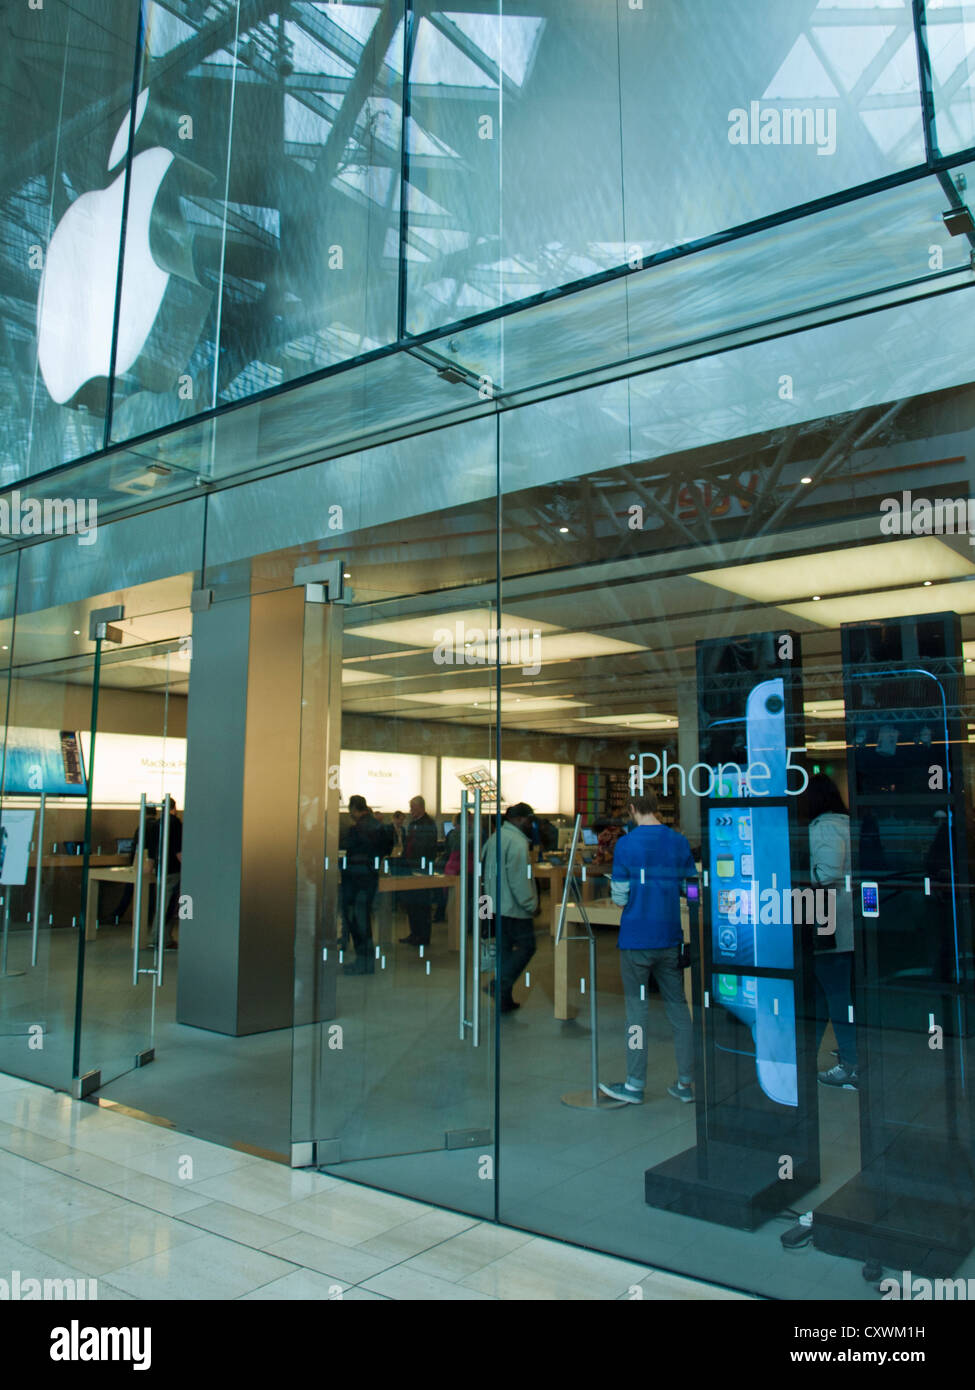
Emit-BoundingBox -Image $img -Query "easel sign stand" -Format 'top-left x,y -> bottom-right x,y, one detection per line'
556,814 -> 625,1110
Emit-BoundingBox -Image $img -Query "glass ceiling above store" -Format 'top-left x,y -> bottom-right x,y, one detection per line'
4,0 -> 975,533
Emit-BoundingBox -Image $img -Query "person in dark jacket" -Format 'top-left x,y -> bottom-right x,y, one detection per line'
340,795 -> 386,975
399,795 -> 438,946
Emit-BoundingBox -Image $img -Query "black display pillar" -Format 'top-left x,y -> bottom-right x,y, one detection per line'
645,630 -> 820,1229
813,611 -> 975,1275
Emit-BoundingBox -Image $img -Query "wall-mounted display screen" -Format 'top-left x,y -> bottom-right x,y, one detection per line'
2,728 -> 87,796
440,756 -> 569,814
340,749 -> 426,813
78,732 -> 185,807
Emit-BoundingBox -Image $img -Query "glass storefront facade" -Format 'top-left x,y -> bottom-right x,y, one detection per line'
5,0 -> 975,1300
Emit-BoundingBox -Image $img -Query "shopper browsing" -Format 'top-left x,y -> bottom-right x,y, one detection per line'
340,795 -> 389,975
600,792 -> 696,1104
481,802 -> 539,1014
399,796 -> 438,946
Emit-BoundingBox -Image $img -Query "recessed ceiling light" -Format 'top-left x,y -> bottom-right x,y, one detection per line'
691,539 -> 974,627
346,609 -> 643,664
923,580 -> 932,587
559,527 -> 569,534
343,572 -> 351,579
73,629 -> 81,635
800,475 -> 813,484
812,595 -> 821,601
576,711 -> 677,730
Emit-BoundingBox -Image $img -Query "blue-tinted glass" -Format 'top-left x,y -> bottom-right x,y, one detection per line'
0,0 -> 140,481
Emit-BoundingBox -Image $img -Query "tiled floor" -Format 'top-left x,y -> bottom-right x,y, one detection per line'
0,1071 -> 751,1301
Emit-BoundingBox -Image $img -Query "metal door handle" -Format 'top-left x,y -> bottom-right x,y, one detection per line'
131,795 -> 147,987
472,788 -> 482,1046
458,790 -> 469,1041
30,793 -> 45,967
155,798 -> 170,987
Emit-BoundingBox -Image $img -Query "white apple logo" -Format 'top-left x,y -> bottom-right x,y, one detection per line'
37,90 -> 175,407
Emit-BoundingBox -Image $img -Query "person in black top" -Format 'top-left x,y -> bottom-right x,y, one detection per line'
399,795 -> 438,947
340,795 -> 390,975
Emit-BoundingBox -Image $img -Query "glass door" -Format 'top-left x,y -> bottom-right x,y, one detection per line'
0,626 -> 92,1091
75,635 -> 187,1095
291,561 -> 500,1219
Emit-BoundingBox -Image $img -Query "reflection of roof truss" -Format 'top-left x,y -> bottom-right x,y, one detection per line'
500,402 -> 915,572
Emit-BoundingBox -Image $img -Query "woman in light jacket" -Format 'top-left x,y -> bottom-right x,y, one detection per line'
807,774 -> 858,1090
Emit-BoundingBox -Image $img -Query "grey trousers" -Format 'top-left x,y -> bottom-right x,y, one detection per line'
620,947 -> 694,1089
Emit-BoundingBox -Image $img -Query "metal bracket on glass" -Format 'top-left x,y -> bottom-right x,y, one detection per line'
72,1070 -> 100,1100
292,559 -> 351,605
445,1128 -> 492,1149
89,605 -> 125,642
190,588 -> 213,612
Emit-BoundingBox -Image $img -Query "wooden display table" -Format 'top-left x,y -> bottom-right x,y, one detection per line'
42,855 -> 128,868
531,859 -> 606,936
84,861 -> 154,946
555,901 -> 694,1021
374,872 -> 461,948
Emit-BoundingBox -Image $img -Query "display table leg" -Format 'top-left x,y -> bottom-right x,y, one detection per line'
549,870 -> 564,937
554,933 -> 576,1021
447,881 -> 459,951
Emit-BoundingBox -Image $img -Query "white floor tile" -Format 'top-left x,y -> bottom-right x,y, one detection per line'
403,1222 -> 535,1282
269,1187 -> 433,1248
239,1268 -> 350,1300
187,1162 -> 340,1214
113,1136 -> 256,1186
362,1265 -> 497,1301
21,1204 -> 202,1277
461,1236 -> 650,1300
105,1232 -> 298,1301
262,1230 -> 392,1285
177,1201 -> 303,1250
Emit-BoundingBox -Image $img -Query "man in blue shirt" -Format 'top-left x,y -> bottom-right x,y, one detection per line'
600,791 -> 696,1105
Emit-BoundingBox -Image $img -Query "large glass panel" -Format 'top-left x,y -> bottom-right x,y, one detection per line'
131,344 -> 487,484
108,0 -> 406,449
440,163 -> 975,398
924,0 -> 975,155
291,441 -> 499,1217
105,0 -> 239,445
496,359 -> 975,1299
0,556 -> 195,1099
0,577 -> 98,1091
0,0 -> 141,479
618,0 -> 925,250
404,0 -> 928,339
76,637 -> 186,1094
404,0 -> 617,336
